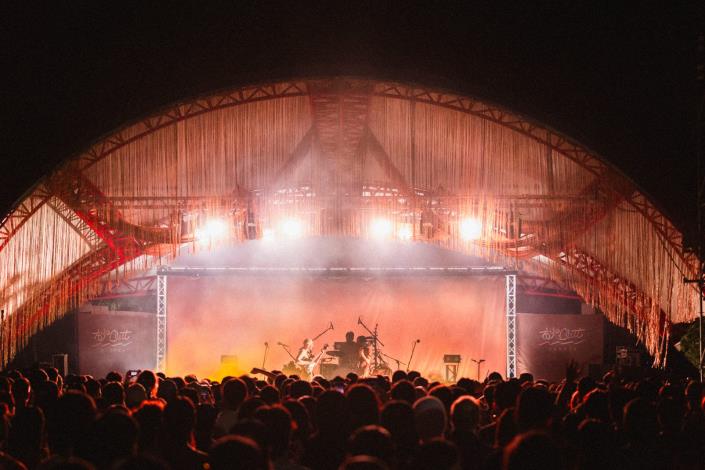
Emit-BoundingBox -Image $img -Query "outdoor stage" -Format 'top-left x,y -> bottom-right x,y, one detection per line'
160,238 -> 510,381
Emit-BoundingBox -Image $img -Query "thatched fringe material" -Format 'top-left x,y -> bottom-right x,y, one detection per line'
0,87 -> 699,368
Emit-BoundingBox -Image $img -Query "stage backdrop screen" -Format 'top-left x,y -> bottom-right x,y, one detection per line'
516,313 -> 603,381
166,274 -> 506,381
77,311 -> 156,377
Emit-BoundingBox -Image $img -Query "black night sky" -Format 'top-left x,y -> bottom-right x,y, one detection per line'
2,2 -> 703,244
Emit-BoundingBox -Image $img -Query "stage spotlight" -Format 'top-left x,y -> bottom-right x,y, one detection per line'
460,217 -> 482,241
397,224 -> 413,241
370,217 -> 393,240
262,228 -> 275,242
195,218 -> 229,242
279,217 -> 304,239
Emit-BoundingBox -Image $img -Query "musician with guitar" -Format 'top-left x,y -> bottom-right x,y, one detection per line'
295,338 -> 329,378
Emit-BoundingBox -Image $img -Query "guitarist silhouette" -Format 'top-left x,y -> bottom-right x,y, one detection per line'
295,338 -> 329,378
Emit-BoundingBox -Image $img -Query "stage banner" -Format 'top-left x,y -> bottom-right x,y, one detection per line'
517,313 -> 603,382
77,311 -> 156,377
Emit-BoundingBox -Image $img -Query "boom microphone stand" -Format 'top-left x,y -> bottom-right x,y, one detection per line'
381,351 -> 406,371
313,321 -> 334,341
358,316 -> 386,371
262,342 -> 269,369
278,342 -> 297,362
406,339 -> 420,372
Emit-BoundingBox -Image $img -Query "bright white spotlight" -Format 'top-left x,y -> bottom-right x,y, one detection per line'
279,218 -> 304,239
397,224 -> 413,241
371,218 -> 393,240
194,218 -> 229,242
262,228 -> 275,242
459,217 -> 482,241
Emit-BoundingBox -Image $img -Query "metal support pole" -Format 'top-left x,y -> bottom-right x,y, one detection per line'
506,274 -> 517,379
156,272 -> 168,372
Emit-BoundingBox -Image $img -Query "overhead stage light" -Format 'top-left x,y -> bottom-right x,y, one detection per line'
194,218 -> 229,242
262,228 -> 275,242
397,224 -> 413,241
279,217 -> 304,239
460,217 -> 482,241
370,218 -> 393,240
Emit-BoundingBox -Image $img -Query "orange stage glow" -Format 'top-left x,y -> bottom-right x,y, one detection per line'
166,275 -> 506,381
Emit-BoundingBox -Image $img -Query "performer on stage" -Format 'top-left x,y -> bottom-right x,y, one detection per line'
339,331 -> 359,368
357,335 -> 372,377
295,338 -> 316,371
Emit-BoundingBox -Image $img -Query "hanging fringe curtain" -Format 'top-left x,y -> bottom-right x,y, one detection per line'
0,83 -> 699,368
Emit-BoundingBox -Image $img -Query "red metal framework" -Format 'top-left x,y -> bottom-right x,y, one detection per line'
0,78 -> 698,361
308,79 -> 373,191
0,78 -> 693,273
95,276 -> 157,300
0,184 -> 52,252
371,80 -> 698,277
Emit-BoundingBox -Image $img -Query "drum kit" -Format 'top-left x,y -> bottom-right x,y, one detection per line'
274,317 -> 406,379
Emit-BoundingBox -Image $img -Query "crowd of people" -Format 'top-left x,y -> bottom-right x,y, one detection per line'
0,363 -> 703,470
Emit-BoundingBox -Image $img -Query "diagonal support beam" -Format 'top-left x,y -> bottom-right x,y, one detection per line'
272,126 -> 315,187
365,129 -> 415,196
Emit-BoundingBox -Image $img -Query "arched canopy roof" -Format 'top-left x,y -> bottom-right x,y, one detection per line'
0,78 -> 700,366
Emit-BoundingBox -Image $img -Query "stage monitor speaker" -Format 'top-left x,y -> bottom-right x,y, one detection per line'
320,363 -> 338,379
220,355 -> 238,365
52,354 -> 68,376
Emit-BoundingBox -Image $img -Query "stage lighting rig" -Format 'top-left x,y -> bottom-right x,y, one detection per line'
460,217 -> 482,241
397,223 -> 413,241
194,218 -> 229,243
279,217 -> 304,239
370,218 -> 393,240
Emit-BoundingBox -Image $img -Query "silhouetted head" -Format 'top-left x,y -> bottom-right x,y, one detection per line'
137,370 -> 158,398
348,425 -> 394,467
516,386 -> 554,432
391,370 -> 407,383
222,377 -> 248,410
504,431 -> 563,470
253,404 -> 293,458
46,391 -> 97,456
210,435 -> 269,470
413,438 -> 459,470
316,389 -> 350,436
163,396 -> 196,444
391,380 -> 416,404
347,384 -> 380,429
413,396 -> 446,442
290,380 -> 313,399
346,331 -> 355,342
125,383 -> 147,409
86,410 -> 138,468
451,395 -> 480,432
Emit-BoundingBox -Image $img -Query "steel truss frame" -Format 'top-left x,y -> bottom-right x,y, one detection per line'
1,79 -> 692,264
0,79 -> 698,362
156,274 -> 167,372
506,274 -> 517,378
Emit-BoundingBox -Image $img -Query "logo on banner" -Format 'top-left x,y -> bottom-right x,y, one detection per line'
538,327 -> 586,347
91,329 -> 134,349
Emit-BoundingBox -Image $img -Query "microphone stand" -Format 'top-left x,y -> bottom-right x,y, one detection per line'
406,340 -> 420,372
358,316 -> 385,371
381,351 -> 406,371
312,321 -> 334,341
471,358 -> 485,381
262,342 -> 269,369
278,343 -> 297,362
